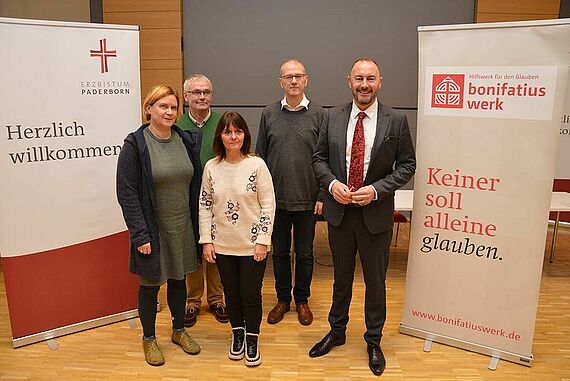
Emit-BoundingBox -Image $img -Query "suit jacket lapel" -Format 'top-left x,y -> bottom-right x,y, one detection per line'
338,103 -> 351,183
366,103 -> 390,182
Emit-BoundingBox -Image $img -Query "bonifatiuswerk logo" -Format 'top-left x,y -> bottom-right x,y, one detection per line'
90,38 -> 117,74
431,74 -> 465,109
425,67 -> 555,120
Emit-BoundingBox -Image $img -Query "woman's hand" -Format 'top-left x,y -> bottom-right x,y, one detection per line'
203,243 -> 216,263
253,244 -> 268,261
314,201 -> 323,215
137,242 -> 151,255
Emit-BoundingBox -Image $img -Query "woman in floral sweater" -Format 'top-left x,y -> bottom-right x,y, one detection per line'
199,111 -> 275,367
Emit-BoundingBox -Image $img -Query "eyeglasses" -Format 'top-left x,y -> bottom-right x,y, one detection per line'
184,90 -> 213,96
280,74 -> 307,82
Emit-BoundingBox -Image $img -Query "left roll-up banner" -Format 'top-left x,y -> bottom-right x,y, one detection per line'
0,17 -> 140,347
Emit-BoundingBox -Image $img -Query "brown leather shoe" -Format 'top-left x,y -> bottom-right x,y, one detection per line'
210,302 -> 229,323
184,305 -> 199,327
267,301 -> 290,324
296,303 -> 313,325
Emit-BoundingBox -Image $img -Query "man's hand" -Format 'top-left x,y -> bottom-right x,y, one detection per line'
331,181 -> 353,204
350,185 -> 376,206
202,243 -> 216,263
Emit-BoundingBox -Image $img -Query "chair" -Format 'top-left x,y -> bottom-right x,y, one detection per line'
393,211 -> 409,246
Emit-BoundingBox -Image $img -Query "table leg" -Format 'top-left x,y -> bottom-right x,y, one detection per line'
549,211 -> 560,263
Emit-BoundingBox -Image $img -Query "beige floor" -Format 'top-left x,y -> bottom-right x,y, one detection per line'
0,222 -> 569,380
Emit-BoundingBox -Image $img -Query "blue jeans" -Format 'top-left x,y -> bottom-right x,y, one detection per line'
271,209 -> 316,305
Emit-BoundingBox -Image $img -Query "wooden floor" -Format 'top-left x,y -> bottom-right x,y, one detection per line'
0,222 -> 569,380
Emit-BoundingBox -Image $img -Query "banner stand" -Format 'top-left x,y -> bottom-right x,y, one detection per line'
488,355 -> 500,371
400,18 -> 570,370
0,18 -> 141,348
400,325 -> 532,367
13,309 -> 138,348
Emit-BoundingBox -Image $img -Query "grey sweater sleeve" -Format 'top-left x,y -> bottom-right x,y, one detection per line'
255,109 -> 269,160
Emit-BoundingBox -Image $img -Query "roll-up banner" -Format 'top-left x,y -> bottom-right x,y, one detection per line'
0,17 -> 140,347
553,76 -> 570,222
400,19 -> 570,367
556,78 -> 570,179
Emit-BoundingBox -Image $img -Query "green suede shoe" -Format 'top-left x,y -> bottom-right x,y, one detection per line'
172,330 -> 201,355
142,338 -> 165,366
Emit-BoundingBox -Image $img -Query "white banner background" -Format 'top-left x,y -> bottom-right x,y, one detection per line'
401,19 -> 570,365
0,18 -> 137,257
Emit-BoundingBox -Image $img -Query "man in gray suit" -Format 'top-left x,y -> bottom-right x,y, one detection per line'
309,58 -> 416,376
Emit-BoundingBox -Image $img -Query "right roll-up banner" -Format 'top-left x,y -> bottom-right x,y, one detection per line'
400,19 -> 570,366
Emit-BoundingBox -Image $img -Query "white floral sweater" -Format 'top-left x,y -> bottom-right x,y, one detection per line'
198,155 -> 276,255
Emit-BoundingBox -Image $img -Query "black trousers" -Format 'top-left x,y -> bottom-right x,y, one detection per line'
272,209 -> 316,305
216,254 -> 267,334
327,206 -> 392,345
138,278 -> 186,338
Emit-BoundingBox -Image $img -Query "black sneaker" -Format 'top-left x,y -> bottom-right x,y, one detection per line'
245,333 -> 261,367
228,327 -> 245,360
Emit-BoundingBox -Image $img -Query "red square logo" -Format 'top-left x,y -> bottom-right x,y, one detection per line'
431,74 -> 465,109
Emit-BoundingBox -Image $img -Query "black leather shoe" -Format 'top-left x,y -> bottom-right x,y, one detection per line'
367,343 -> 386,376
308,331 -> 345,357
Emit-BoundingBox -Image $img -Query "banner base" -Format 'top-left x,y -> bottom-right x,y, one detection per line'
488,354 -> 500,370
12,309 -> 138,348
399,323 -> 533,367
46,338 -> 59,351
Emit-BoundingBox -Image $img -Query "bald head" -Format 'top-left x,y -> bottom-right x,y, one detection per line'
279,59 -> 308,103
348,58 -> 382,110
280,59 -> 306,77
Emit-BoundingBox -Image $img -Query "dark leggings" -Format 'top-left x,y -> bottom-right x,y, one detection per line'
138,278 -> 186,338
216,254 -> 267,334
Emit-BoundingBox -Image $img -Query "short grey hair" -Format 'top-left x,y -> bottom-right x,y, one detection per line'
183,74 -> 212,90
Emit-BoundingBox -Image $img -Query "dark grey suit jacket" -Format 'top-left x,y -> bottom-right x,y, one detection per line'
312,101 -> 416,234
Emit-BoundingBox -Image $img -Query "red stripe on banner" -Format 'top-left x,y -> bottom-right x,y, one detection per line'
1,231 -> 138,339
552,179 -> 570,222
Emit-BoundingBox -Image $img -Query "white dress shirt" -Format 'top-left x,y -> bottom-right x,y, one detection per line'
188,109 -> 211,127
346,99 -> 378,181
328,99 -> 379,199
281,94 -> 310,111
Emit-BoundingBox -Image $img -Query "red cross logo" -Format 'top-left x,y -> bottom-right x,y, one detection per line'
90,38 -> 117,74
431,74 -> 465,109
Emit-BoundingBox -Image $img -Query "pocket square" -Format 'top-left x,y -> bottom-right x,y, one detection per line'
384,134 -> 396,142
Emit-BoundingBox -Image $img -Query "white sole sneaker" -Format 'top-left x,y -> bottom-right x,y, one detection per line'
229,328 -> 245,360
245,333 -> 261,367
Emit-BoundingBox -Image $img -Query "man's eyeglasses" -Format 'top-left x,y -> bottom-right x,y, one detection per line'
280,74 -> 307,82
185,90 -> 213,96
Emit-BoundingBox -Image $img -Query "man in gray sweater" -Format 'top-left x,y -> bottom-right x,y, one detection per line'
256,59 -> 326,326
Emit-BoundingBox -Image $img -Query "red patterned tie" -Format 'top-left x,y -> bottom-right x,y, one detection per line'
348,111 -> 366,190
